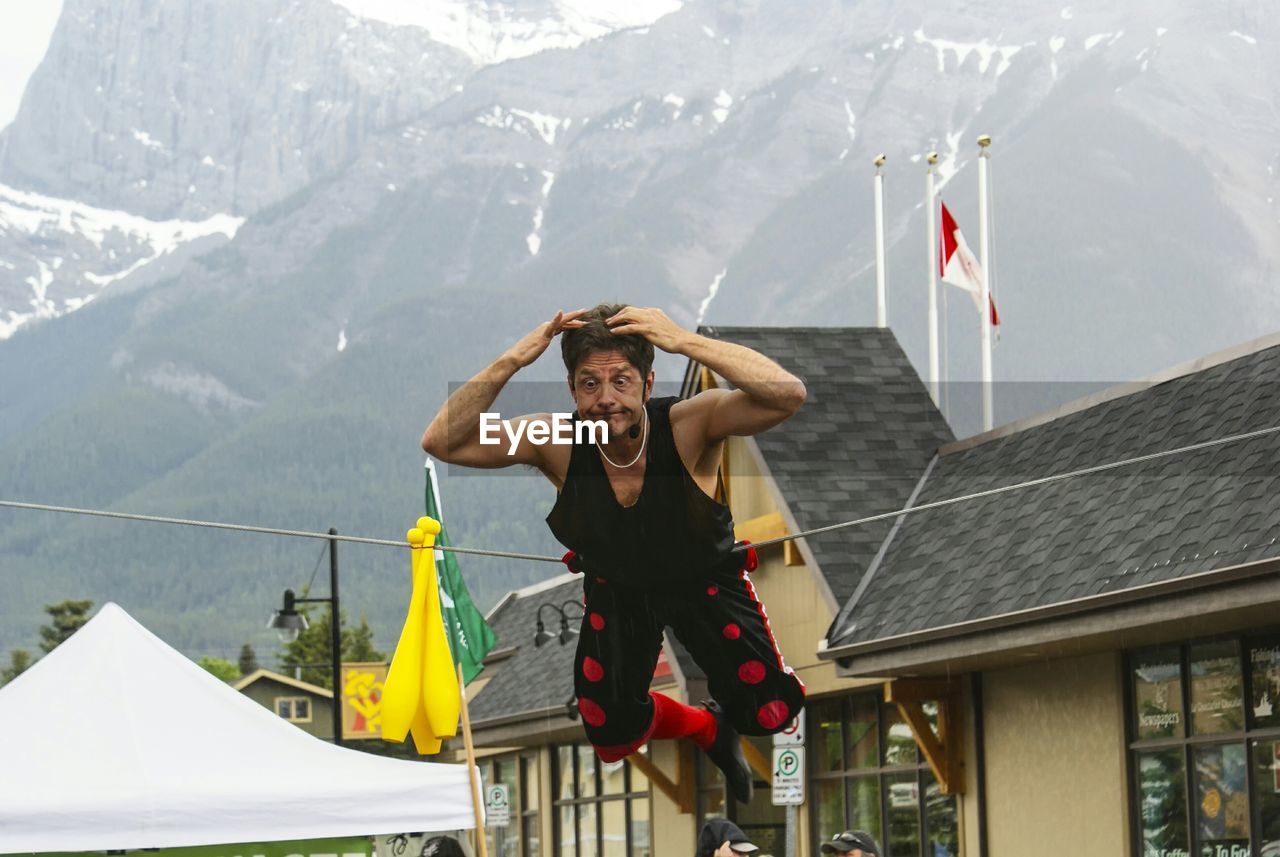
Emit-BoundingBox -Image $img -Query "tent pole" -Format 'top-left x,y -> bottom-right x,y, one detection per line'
458,661 -> 488,857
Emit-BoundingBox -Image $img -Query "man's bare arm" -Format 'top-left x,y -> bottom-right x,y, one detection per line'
606,306 -> 805,440
421,310 -> 584,468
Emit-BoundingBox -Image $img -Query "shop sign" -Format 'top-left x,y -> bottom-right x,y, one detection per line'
341,662 -> 388,740
771,746 -> 804,806
485,783 -> 511,827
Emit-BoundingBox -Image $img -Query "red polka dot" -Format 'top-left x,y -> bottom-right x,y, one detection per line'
722,623 -> 741,640
738,660 -> 766,685
756,700 -> 790,730
589,612 -> 606,631
577,697 -> 607,727
582,656 -> 605,682
706,585 -> 719,596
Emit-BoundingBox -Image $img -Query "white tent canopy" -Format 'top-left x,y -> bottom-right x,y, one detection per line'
0,603 -> 476,853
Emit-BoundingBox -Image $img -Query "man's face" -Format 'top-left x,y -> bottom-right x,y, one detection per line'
569,350 -> 653,439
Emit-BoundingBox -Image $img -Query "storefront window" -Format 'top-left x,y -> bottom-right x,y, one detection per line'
1192,744 -> 1249,852
1128,631 -> 1280,857
1190,640 -> 1244,735
1132,645 -> 1184,740
807,692 -> 957,857
552,743 -> 649,857
1252,740 -> 1280,853
520,753 -> 541,857
482,753 -> 539,857
1136,749 -> 1188,856
1250,635 -> 1280,730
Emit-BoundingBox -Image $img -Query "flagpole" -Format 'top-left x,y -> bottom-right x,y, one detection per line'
458,660 -> 489,857
925,152 -> 940,406
873,154 -> 887,328
977,135 -> 994,432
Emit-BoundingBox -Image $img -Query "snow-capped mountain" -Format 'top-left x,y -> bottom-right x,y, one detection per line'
1,0 -> 1278,654
0,184 -> 242,338
331,0 -> 683,65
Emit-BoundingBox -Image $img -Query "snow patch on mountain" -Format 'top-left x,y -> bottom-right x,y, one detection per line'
331,0 -> 682,66
477,106 -> 570,144
913,28 -> 1024,76
0,184 -> 243,339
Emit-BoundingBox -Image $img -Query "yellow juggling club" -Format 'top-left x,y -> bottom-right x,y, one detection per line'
380,517 -> 461,754
417,516 -> 461,740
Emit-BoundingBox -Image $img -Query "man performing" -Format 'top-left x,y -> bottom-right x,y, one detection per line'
421,304 -> 807,802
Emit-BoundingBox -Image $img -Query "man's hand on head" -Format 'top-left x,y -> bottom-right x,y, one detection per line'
504,309 -> 587,369
606,306 -> 690,353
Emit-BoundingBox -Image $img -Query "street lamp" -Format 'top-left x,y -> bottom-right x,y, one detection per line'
267,527 -> 343,746
533,600 -> 584,647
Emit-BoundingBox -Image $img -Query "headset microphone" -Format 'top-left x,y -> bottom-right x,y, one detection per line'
629,379 -> 648,438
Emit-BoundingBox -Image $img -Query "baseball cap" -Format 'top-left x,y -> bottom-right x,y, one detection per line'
820,830 -> 881,855
729,838 -> 759,854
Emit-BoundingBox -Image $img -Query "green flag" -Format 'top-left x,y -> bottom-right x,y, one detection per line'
425,458 -> 498,685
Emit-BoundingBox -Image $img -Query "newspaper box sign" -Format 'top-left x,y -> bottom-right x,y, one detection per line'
771,747 -> 805,806
772,715 -> 805,747
485,784 -> 510,827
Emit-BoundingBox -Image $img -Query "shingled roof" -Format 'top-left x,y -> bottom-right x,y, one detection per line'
825,332 -> 1280,656
468,574 -> 582,726
690,327 -> 955,607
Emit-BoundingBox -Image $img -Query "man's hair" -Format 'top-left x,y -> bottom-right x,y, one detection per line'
561,303 -> 654,381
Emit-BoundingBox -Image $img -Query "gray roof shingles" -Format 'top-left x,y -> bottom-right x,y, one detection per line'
468,576 -> 583,725
827,343 -> 1280,649
696,327 -> 955,608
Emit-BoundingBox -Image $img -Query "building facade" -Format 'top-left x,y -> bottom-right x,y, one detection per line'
460,328 -> 1280,855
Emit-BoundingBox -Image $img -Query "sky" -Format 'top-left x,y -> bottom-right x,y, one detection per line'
0,0 -> 64,131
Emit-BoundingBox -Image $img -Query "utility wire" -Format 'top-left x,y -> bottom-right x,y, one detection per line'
0,501 -> 563,563
3,420 -> 1279,562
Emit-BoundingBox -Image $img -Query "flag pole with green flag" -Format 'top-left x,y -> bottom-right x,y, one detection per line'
425,458 -> 498,684
426,458 -> 497,857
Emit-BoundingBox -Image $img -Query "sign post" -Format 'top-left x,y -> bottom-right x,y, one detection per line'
772,719 -> 805,857
484,784 -> 511,827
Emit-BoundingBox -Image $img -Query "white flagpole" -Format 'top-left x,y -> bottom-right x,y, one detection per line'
977,135 -> 994,432
925,152 -> 940,405
873,154 -> 887,328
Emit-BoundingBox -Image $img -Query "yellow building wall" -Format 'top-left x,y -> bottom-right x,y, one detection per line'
979,651 -> 1129,855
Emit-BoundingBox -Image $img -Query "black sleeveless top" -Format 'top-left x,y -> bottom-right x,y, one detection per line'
546,397 -> 738,589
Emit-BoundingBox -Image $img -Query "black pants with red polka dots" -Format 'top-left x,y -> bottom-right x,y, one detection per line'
569,546 -> 805,756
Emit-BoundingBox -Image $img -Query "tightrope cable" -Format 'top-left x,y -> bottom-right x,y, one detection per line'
3,420 -> 1278,563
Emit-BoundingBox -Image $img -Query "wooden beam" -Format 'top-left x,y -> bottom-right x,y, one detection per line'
885,679 -> 966,796
734,511 -> 787,544
739,738 -> 773,785
675,742 -> 696,814
627,751 -> 682,808
895,701 -> 947,789
783,540 -> 803,567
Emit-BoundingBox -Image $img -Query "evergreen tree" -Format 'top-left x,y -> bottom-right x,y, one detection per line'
1,649 -> 32,686
277,607 -> 386,689
238,642 -> 260,676
39,600 -> 93,654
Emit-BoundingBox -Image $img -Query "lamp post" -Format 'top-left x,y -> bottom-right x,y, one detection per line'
269,527 -> 343,746
533,600 -> 584,648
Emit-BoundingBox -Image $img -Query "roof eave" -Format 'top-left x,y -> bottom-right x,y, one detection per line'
820,554 -> 1280,669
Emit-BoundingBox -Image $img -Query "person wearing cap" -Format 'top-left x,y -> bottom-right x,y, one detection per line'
697,818 -> 760,857
819,830 -> 881,856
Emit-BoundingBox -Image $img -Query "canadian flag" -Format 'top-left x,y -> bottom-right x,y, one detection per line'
939,201 -> 1000,327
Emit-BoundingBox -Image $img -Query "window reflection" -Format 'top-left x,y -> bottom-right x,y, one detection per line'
1190,640 -> 1244,735
1132,646 -> 1184,740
